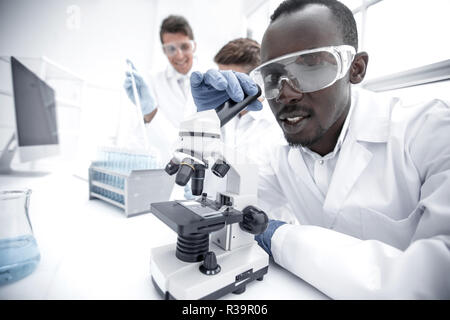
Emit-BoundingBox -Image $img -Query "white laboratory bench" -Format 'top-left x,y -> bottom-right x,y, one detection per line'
0,168 -> 328,300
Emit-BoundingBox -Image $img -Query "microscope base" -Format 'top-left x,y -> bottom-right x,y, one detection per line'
150,242 -> 269,300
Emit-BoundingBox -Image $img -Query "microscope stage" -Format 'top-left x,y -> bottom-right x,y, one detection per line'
151,200 -> 242,236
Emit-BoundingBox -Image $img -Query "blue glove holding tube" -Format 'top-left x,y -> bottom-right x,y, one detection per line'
255,219 -> 286,257
190,69 -> 263,112
123,59 -> 157,116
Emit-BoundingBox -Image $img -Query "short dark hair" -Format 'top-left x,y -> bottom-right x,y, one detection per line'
214,38 -> 261,73
270,0 -> 358,50
159,15 -> 194,43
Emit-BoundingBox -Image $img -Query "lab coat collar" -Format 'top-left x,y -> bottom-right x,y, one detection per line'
165,59 -> 196,81
286,88 -> 393,220
350,87 -> 391,144
165,65 -> 190,81
288,146 -> 326,203
300,89 -> 356,160
323,88 -> 392,217
322,131 -> 373,217
289,87 -> 390,157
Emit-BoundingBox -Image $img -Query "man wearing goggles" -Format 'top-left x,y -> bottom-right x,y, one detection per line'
124,15 -> 198,126
162,39 -> 196,61
250,44 -> 355,100
189,0 -> 450,299
123,15 -> 201,199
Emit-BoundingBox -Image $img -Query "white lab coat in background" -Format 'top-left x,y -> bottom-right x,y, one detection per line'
220,102 -> 283,165
258,88 -> 450,299
143,64 -> 198,163
149,63 -> 197,129
201,102 -> 296,219
221,105 -> 296,223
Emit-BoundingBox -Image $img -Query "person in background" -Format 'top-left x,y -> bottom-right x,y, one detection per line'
123,15 -> 200,199
198,38 -> 292,220
213,38 -> 283,164
123,14 -> 198,131
188,0 -> 450,298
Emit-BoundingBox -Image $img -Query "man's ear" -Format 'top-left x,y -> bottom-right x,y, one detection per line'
350,52 -> 369,84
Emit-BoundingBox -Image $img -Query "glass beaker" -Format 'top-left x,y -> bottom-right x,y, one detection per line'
0,189 -> 40,285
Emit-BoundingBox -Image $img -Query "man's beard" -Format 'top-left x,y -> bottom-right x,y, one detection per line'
285,125 -> 326,148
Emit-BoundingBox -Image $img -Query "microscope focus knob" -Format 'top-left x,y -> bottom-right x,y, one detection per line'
199,251 -> 221,275
240,206 -> 269,235
211,161 -> 230,178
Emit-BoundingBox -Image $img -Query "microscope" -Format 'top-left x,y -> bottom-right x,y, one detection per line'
150,87 -> 270,300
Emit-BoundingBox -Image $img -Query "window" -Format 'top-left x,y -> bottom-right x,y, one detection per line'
245,0 -> 450,98
246,1 -> 272,43
363,0 -> 450,78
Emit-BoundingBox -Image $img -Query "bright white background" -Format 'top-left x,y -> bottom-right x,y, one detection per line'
0,0 -> 250,87
0,0 -> 254,174
247,0 -> 450,80
0,0 -> 449,301
0,0 -> 449,174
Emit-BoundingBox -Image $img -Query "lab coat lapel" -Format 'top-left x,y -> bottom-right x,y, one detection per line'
166,66 -> 187,104
323,133 -> 372,215
288,149 -> 325,202
323,89 -> 390,219
222,117 -> 237,147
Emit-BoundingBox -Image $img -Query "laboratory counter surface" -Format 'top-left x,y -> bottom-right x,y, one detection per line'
0,170 -> 328,300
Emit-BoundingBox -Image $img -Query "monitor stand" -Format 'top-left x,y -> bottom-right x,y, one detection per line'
0,134 -> 49,177
0,134 -> 16,174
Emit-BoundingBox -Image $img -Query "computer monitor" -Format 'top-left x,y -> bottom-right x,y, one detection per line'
0,57 -> 59,173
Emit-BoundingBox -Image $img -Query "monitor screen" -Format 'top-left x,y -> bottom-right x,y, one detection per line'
11,56 -> 58,147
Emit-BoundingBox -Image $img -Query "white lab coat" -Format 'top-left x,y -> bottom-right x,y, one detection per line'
220,103 -> 284,165
149,64 -> 197,129
257,88 -> 450,299
143,64 -> 198,163
201,103 -> 294,211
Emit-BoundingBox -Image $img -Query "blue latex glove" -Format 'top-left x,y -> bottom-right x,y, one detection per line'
123,60 -> 156,116
255,219 -> 286,257
190,69 -> 263,112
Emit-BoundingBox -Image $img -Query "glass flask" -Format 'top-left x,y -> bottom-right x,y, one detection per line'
0,189 -> 40,285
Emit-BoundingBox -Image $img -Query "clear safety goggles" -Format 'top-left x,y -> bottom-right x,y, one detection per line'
162,40 -> 196,57
250,45 -> 356,100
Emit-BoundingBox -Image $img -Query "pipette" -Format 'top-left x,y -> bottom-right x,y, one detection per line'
126,59 -> 150,151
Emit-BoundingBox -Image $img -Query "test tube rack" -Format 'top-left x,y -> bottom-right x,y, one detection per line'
88,162 -> 175,217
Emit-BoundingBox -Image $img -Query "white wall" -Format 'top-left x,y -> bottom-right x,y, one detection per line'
149,0 -> 247,74
0,0 -> 248,86
362,0 -> 450,80
245,0 -> 450,80
0,0 -> 248,173
0,0 -> 158,88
